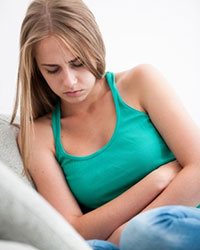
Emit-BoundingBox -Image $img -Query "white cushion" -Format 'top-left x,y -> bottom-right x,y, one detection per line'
0,115 -> 92,249
0,160 -> 91,250
0,115 -> 33,186
0,241 -> 39,250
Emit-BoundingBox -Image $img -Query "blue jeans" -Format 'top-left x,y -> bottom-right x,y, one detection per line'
87,205 -> 200,250
87,240 -> 119,250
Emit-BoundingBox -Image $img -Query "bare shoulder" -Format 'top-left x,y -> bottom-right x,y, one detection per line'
17,112 -> 55,158
115,64 -> 165,89
114,64 -> 170,113
17,112 -> 56,185
34,113 -> 52,133
33,113 -> 54,151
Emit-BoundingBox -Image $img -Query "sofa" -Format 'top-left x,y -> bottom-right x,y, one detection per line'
0,114 -> 92,250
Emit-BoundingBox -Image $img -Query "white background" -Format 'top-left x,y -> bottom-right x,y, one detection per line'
0,0 -> 199,124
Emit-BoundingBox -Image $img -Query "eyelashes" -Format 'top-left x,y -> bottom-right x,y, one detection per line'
47,68 -> 59,74
71,62 -> 84,68
47,62 -> 84,74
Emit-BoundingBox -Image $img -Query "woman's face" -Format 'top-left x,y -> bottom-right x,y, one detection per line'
35,36 -> 96,104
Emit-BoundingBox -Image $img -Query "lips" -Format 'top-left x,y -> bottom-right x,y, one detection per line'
63,89 -> 83,97
66,90 -> 81,94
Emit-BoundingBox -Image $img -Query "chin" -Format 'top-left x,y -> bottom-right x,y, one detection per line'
63,95 -> 87,104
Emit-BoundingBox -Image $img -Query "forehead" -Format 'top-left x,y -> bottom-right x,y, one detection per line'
35,36 -> 75,63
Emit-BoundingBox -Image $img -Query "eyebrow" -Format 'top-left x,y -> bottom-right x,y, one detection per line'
41,56 -> 79,67
41,57 -> 79,67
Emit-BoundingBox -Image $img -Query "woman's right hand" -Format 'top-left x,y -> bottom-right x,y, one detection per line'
152,160 -> 182,191
107,160 -> 182,245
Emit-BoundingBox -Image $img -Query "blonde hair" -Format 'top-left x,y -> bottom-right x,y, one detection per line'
11,0 -> 106,176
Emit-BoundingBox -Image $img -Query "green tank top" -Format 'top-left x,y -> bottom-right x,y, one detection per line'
52,71 -> 176,213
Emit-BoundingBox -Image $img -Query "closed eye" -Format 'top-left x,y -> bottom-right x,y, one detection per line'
47,67 -> 60,74
45,58 -> 84,74
71,62 -> 84,68
70,59 -> 84,68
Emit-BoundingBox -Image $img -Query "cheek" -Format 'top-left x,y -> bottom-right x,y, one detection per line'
83,71 -> 96,86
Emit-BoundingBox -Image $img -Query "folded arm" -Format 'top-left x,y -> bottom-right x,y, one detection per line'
108,64 -> 200,245
18,118 -> 180,241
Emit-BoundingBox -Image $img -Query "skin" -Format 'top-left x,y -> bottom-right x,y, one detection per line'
35,36 -> 105,117
18,35 -> 200,246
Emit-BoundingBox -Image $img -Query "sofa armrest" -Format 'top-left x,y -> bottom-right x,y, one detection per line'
0,114 -> 33,187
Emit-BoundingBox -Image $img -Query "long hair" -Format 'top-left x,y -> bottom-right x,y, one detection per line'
10,0 -> 106,176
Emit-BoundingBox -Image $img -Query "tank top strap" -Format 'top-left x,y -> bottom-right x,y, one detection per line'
105,71 -> 120,116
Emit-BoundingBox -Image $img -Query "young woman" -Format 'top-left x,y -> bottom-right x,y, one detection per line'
11,0 -> 200,249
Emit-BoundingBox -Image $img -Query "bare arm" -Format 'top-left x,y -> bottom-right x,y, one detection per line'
74,160 -> 180,240
18,118 -> 181,241
107,164 -> 200,246
121,64 -> 200,207
138,65 -> 200,208
107,65 -> 200,246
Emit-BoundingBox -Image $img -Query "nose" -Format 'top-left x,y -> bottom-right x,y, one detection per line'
62,67 -> 77,89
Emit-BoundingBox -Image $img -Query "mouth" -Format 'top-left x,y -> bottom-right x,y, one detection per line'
63,89 -> 83,97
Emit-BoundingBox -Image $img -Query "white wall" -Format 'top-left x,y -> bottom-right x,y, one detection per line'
0,0 -> 31,115
0,0 -> 200,124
